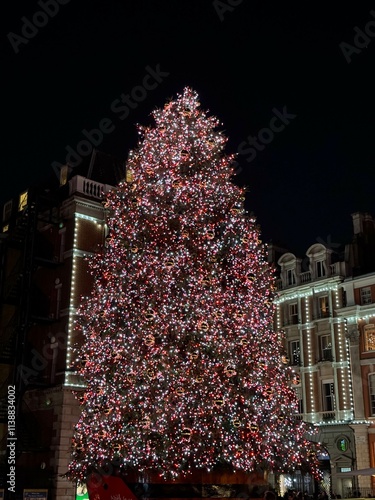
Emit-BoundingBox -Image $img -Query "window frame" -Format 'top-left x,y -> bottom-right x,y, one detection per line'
316,260 -> 326,278
286,268 -> 296,286
322,381 -> 335,411
360,286 -> 372,305
369,373 -> 375,416
289,339 -> 301,365
364,324 -> 375,352
289,302 -> 298,324
320,334 -> 333,361
318,295 -> 330,318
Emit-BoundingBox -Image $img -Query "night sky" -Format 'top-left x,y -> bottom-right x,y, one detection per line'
2,1 -> 375,256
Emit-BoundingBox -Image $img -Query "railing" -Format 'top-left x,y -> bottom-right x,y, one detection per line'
283,317 -> 299,326
292,413 -> 303,421
69,175 -> 113,200
321,347 -> 333,361
300,271 -> 312,283
344,488 -> 375,498
290,356 -> 301,366
322,410 -> 336,421
275,279 -> 283,290
275,262 -> 345,291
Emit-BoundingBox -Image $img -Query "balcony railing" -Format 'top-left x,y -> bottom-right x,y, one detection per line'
69,175 -> 113,200
293,412 -> 337,422
300,271 -> 312,283
318,347 -> 333,363
275,262 -> 345,290
345,488 -> 375,498
290,355 -> 301,366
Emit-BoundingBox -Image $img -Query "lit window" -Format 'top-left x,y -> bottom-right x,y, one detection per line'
364,325 -> 375,352
337,437 -> 348,452
60,165 -> 69,187
126,169 -> 134,183
18,190 -> 28,212
360,287 -> 372,305
319,296 -> 329,318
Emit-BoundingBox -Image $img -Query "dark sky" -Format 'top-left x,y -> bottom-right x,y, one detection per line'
2,1 -> 375,256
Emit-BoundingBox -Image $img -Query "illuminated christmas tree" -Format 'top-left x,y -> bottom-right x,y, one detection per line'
68,87 -> 319,483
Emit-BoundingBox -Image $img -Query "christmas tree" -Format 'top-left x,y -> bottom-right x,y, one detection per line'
68,87 -> 319,483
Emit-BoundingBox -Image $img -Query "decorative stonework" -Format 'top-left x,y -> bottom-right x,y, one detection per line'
346,326 -> 360,344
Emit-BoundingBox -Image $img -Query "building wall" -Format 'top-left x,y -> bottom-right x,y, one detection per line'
0,176 -> 111,498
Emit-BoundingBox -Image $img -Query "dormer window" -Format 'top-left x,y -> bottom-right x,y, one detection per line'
316,260 -> 326,278
287,269 -> 296,285
306,243 -> 332,281
277,253 -> 301,288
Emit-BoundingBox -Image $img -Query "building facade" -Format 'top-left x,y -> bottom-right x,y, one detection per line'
271,212 -> 375,498
0,152 -> 123,499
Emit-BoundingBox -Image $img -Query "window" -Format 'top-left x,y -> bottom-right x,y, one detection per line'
59,228 -> 66,262
369,374 -> 375,416
126,169 -> 134,183
295,386 -> 303,414
364,324 -> 375,352
289,340 -> 301,365
3,200 -> 12,222
289,303 -> 298,324
320,335 -> 332,361
322,382 -> 335,411
18,190 -> 28,212
318,296 -> 330,318
337,437 -> 349,452
317,260 -> 326,278
59,164 -> 69,187
287,269 -> 296,286
55,279 -> 62,320
361,287 -> 372,305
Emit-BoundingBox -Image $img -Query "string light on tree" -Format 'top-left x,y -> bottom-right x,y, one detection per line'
67,87 -> 321,483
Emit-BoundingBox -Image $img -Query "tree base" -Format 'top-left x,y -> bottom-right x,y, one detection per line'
120,466 -> 271,499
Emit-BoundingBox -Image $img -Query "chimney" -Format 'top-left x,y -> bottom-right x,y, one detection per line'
351,212 -> 364,235
363,213 -> 375,235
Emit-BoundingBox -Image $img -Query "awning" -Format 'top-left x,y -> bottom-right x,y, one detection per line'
340,468 -> 375,476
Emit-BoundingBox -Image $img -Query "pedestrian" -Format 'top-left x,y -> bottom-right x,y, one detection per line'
264,491 -> 277,500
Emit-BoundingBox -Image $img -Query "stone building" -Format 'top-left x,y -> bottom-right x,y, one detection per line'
271,212 -> 375,497
0,151 -> 124,499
